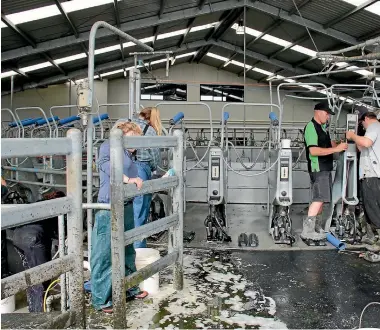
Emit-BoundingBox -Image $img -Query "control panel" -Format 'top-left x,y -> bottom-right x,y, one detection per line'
207,148 -> 227,205
346,113 -> 358,158
275,145 -> 293,206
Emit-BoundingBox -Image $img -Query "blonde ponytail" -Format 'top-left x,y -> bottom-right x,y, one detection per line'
139,107 -> 162,135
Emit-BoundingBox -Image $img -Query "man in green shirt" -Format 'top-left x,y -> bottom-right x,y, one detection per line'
302,102 -> 348,241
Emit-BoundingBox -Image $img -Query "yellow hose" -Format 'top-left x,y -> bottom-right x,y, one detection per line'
43,279 -> 60,312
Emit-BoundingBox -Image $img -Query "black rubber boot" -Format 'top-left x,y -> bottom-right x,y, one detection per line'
315,215 -> 325,234
362,223 -> 377,245
300,216 -> 326,241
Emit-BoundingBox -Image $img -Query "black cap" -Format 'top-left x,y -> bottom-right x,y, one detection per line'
314,102 -> 335,115
354,105 -> 368,120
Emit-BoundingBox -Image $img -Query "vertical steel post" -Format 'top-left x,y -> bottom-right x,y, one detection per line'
171,130 -> 184,290
58,214 -> 67,311
129,68 -> 135,119
135,69 -> 141,115
110,128 -> 126,328
66,129 -> 85,327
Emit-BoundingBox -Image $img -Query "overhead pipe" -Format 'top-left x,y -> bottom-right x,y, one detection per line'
317,36 -> 380,56
86,21 -> 154,265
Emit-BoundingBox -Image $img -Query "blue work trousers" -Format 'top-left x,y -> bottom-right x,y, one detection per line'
90,204 -> 139,310
133,161 -> 152,248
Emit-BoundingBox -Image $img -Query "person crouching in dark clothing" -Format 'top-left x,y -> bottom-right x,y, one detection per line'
12,190 -> 65,312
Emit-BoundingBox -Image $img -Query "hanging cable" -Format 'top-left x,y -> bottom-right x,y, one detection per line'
291,0 -> 319,53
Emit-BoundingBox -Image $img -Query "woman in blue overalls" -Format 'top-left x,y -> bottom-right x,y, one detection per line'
132,107 -> 162,248
90,121 -> 148,313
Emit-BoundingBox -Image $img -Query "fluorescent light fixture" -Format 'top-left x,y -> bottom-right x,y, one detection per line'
1,71 -> 18,78
291,45 -> 317,57
201,95 -> 214,101
101,69 -> 124,77
176,88 -> 186,93
376,77 -> 380,81
176,52 -> 196,59
150,58 -> 168,65
284,79 -> 296,83
206,53 -> 229,62
231,60 -> 252,69
252,67 -> 272,76
95,44 -> 120,55
190,22 -> 218,33
55,53 -> 87,64
141,94 -> 151,100
263,34 -> 291,48
22,62 -> 52,72
157,29 -> 187,40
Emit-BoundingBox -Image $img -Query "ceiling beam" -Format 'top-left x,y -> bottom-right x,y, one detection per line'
198,0 -> 207,10
218,52 -> 238,69
324,0 -> 378,29
2,0 -> 368,63
159,0 -> 167,19
152,26 -> 160,48
358,27 -> 380,41
246,19 -> 282,48
54,0 -> 89,56
3,39 -> 339,95
1,12 -> 36,47
212,39 -> 337,85
269,34 -> 310,59
113,0 -> 125,61
3,40 -> 207,95
246,0 -> 359,46
288,0 -> 312,16
178,17 -> 196,48
1,0 -> 242,63
54,0 -> 79,37
1,12 -> 65,75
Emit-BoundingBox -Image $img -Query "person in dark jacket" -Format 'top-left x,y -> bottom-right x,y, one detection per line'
11,190 -> 65,312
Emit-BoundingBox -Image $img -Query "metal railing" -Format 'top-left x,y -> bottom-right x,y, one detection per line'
108,128 -> 184,328
1,129 -> 85,328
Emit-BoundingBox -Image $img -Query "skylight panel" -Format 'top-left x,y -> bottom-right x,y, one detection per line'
206,53 -> 229,62
2,0 -> 118,27
157,29 -> 187,40
55,53 -> 87,64
291,45 -> 317,57
231,60 -> 252,69
176,52 -> 196,59
150,58 -> 168,65
190,22 -> 219,33
22,62 -> 52,72
101,69 -> 124,77
341,0 -> 380,15
252,67 -> 272,76
95,44 -> 120,55
366,2 -> 380,15
62,0 -> 114,13
1,71 -> 17,78
5,5 -> 60,25
262,34 -> 291,48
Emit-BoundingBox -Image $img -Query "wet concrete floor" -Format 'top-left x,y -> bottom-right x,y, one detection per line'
236,250 -> 380,329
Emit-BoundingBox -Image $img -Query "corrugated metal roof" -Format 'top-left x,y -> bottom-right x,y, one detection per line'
1,0 -> 59,15
1,0 -> 379,93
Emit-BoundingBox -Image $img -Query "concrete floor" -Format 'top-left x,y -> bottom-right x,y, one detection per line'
152,202 -> 338,251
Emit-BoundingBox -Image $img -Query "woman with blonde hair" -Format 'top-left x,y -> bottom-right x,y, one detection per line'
91,121 -> 148,313
130,107 -> 162,248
